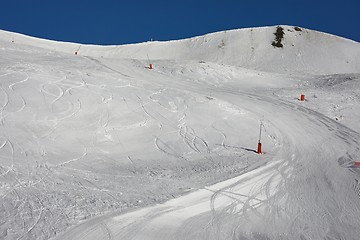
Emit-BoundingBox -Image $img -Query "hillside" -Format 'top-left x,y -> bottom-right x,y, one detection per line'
1,25 -> 360,74
0,26 -> 360,240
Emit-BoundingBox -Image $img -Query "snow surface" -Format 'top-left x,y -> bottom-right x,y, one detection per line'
0,26 -> 360,240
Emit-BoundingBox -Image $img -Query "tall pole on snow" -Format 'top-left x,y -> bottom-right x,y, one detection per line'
257,121 -> 263,154
75,45 -> 81,55
258,121 -> 263,143
147,54 -> 152,70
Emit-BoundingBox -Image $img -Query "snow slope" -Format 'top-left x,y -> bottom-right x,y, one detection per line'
1,25 -> 360,74
0,26 -> 360,240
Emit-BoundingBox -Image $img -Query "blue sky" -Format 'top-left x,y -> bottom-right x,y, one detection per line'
1,0 -> 359,45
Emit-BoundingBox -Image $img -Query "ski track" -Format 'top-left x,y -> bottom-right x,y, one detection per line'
8,73 -> 30,91
83,56 -> 132,78
0,85 -> 9,112
16,206 -> 44,240
62,78 -> 88,95
154,133 -> 187,161
50,86 -> 65,112
46,99 -> 82,123
0,138 -> 15,177
178,123 -> 199,153
100,222 -> 113,240
191,128 -> 210,154
138,94 -> 204,158
211,124 -> 227,150
55,148 -> 87,167
0,75 -> 27,123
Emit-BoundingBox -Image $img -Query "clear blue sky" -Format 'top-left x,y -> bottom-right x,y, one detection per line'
1,0 -> 359,45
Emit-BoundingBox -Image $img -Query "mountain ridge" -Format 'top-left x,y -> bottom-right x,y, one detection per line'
1,25 -> 360,74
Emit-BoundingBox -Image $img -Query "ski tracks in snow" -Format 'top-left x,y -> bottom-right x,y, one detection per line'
0,85 -> 9,125
40,76 -> 66,112
178,123 -> 210,154
55,147 -> 88,167
8,73 -> 30,91
0,138 -> 15,177
142,92 -> 211,159
0,72 -> 29,124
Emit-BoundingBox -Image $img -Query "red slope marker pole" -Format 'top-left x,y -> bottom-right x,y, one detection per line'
257,142 -> 262,154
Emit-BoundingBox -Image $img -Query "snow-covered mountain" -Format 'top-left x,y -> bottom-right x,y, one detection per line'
1,26 -> 360,240
1,25 -> 360,74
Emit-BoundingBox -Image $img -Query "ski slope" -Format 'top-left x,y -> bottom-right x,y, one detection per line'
0,26 -> 360,240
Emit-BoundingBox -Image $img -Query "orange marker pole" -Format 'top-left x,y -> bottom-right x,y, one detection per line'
257,142 -> 262,154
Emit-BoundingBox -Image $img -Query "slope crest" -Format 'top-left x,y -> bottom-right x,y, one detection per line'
1,25 -> 359,74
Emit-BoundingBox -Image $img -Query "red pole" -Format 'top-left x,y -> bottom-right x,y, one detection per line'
257,142 -> 262,154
